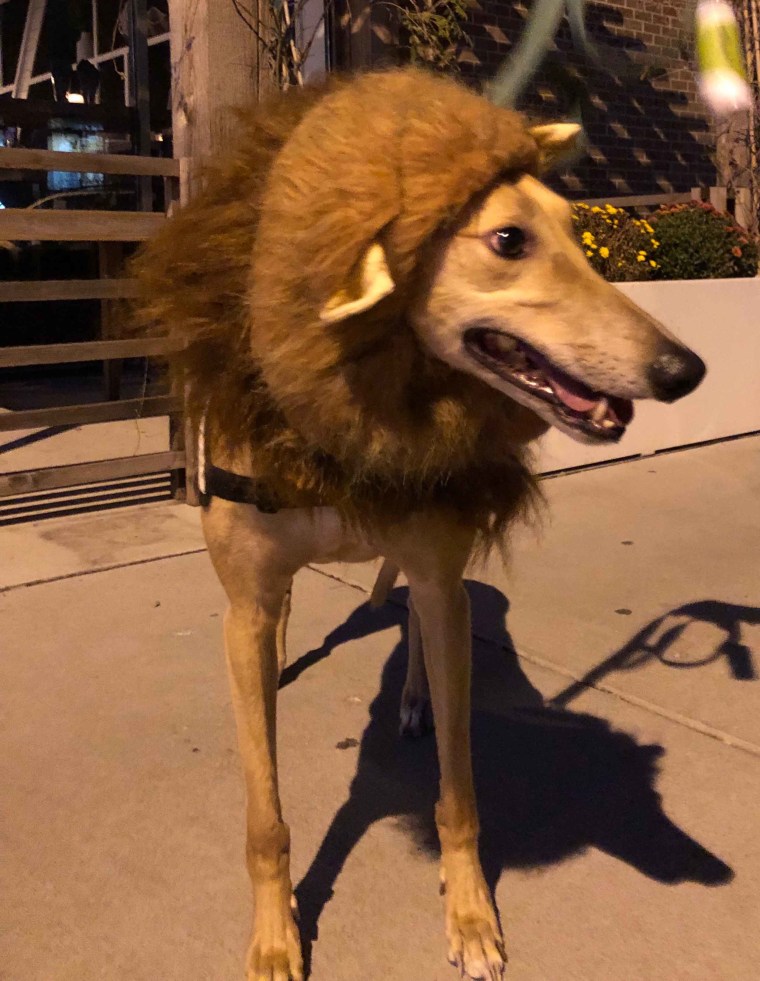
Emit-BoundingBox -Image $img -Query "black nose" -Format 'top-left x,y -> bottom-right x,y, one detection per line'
647,347 -> 706,402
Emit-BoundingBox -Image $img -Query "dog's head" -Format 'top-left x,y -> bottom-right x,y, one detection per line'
318,127 -> 705,448
251,71 -> 704,455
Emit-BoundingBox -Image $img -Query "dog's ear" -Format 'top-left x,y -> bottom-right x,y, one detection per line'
529,123 -> 584,171
320,242 -> 396,324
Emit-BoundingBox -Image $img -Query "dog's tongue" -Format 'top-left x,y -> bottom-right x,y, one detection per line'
546,371 -> 600,413
528,348 -> 635,426
529,350 -> 600,412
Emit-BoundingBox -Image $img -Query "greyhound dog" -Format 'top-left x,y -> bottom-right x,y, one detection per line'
135,69 -> 706,981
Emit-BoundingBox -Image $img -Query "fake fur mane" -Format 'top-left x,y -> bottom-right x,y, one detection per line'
133,69 -> 548,543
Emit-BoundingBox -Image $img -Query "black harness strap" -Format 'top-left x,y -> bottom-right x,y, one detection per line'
199,465 -> 283,513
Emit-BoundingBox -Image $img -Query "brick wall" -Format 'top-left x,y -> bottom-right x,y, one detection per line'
462,0 -> 716,197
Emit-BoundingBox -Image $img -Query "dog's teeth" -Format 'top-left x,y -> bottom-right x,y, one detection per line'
601,417 -> 617,429
591,398 -> 609,423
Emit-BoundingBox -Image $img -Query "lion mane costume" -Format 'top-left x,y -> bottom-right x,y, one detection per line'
134,69 -> 552,544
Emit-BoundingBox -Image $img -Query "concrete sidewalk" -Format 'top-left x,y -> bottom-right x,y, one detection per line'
2,436 -> 759,980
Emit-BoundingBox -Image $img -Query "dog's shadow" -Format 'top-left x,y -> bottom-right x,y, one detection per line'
281,582 -> 733,974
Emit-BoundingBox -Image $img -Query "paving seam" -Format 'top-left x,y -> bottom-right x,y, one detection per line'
0,547 -> 208,594
6,555 -> 758,758
511,644 -> 760,758
305,565 -> 760,760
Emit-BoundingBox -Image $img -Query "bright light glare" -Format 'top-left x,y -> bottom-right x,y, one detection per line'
65,93 -> 85,104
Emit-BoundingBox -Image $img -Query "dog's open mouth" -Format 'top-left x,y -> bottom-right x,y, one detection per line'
464,327 -> 634,443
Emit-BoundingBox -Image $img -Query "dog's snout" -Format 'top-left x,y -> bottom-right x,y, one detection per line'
647,346 -> 706,403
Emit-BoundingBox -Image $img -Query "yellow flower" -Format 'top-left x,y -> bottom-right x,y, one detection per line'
652,239 -> 660,248
591,206 -> 603,213
605,204 -> 618,214
599,246 -> 610,259
582,231 -> 595,245
650,260 -> 658,268
637,255 -> 646,262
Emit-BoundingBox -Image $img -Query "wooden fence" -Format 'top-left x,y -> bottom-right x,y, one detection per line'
582,186 -> 755,227
0,146 -> 193,508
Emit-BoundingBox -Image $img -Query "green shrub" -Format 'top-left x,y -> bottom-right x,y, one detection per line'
571,203 -> 660,282
650,202 -> 758,280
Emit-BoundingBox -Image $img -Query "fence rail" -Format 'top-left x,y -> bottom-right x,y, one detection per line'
0,209 -> 166,241
0,279 -> 140,303
581,191 -> 697,208
0,338 -> 179,368
0,147 -> 179,177
0,148 -> 188,508
0,395 -> 181,432
580,187 -> 754,228
0,452 -> 185,499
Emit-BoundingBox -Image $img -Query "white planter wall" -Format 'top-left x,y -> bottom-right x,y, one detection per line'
537,278 -> 760,473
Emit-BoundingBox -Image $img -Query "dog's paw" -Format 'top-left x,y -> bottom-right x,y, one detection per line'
446,908 -> 506,981
247,890 -> 303,981
399,694 -> 434,738
441,864 -> 506,980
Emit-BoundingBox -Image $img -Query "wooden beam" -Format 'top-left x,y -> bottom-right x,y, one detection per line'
0,209 -> 165,241
580,192 -> 695,209
0,395 -> 180,432
0,338 -> 179,368
0,451 -> 185,497
0,98 -> 135,129
13,0 -> 47,99
127,0 -> 153,210
0,279 -> 140,303
0,147 -> 180,178
0,32 -> 170,97
168,0 -> 262,198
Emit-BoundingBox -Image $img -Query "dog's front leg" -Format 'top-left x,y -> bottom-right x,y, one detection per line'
408,573 -> 505,981
224,587 -> 302,981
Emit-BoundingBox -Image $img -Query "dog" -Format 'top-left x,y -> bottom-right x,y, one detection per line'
134,69 -> 705,981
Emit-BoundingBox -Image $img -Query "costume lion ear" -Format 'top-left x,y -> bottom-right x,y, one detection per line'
320,242 -> 396,324
529,123 -> 584,171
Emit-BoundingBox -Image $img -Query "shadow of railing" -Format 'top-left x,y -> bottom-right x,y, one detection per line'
281,581 -> 733,975
551,600 -> 760,709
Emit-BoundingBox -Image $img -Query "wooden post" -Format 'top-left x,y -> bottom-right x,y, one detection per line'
167,1 -> 264,504
709,186 -> 729,213
98,242 -> 126,401
167,0 -> 264,190
126,0 -> 153,211
13,0 -> 47,99
735,186 -> 754,228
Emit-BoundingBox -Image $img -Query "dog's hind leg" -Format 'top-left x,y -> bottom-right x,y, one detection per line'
276,583 -> 292,676
399,596 -> 433,738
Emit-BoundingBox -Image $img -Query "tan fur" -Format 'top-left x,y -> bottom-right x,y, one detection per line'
133,68 -> 704,981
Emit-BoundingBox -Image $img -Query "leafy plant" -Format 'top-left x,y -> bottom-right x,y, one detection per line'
650,201 -> 759,280
571,203 -> 660,282
385,0 -> 472,72
232,0 -> 335,90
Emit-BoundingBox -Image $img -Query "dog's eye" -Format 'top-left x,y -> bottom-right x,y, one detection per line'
488,226 -> 528,259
